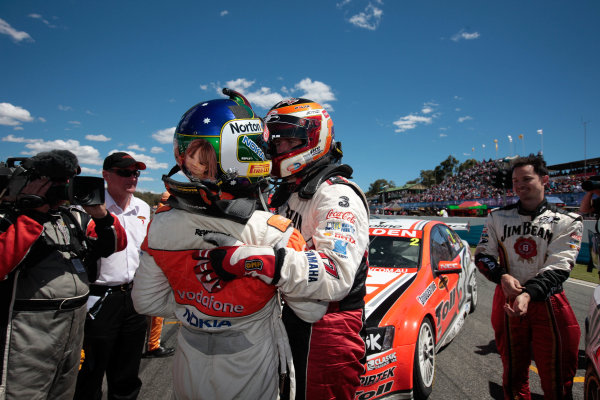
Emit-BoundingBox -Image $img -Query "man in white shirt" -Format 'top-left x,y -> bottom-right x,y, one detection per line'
75,152 -> 151,400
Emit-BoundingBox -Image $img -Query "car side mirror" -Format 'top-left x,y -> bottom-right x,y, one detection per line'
436,260 -> 462,275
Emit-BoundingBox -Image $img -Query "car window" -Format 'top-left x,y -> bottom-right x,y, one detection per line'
369,235 -> 420,268
430,225 -> 454,267
447,228 -> 464,257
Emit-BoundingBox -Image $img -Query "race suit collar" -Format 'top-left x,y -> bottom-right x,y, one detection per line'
517,198 -> 549,217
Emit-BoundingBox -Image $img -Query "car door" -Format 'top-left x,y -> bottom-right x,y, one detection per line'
429,224 -> 462,338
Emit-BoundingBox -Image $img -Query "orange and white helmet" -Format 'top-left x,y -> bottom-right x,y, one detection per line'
265,98 -> 336,178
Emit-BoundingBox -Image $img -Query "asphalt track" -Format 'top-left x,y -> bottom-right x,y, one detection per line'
106,275 -> 596,399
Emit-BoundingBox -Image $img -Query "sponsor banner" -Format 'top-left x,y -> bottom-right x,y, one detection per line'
369,228 -> 422,238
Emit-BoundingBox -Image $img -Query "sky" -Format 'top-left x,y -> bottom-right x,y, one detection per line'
1,1 -> 599,194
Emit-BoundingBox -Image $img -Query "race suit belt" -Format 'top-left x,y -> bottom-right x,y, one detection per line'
89,282 -> 133,296
13,293 -> 89,311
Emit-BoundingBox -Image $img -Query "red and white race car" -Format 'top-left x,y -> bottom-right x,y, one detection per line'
356,218 -> 477,400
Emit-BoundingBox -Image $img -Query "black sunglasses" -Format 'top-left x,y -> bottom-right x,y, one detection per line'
111,169 -> 140,178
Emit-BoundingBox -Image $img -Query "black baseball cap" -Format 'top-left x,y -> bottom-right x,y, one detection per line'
103,152 -> 147,170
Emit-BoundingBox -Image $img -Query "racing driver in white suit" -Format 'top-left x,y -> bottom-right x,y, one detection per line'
132,90 -> 313,399
198,98 -> 369,400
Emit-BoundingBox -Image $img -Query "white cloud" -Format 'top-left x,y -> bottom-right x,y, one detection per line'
225,78 -> 255,91
199,84 -> 208,91
393,114 -> 433,133
138,176 -> 155,182
38,117 -> 46,123
337,0 -> 351,8
68,120 -> 81,125
458,116 -> 473,123
128,144 -> 146,152
28,13 -> 56,28
58,105 -> 72,111
0,103 -> 34,126
107,150 -> 168,170
421,102 -> 438,114
152,127 -> 175,144
224,78 -> 283,109
440,133 -> 447,137
294,79 -> 336,110
80,166 -> 102,175
86,134 -> 111,142
150,146 -> 164,154
348,3 -> 383,31
220,10 -> 229,17
0,18 -> 33,42
22,139 -> 104,166
451,30 -> 480,42
216,78 -> 337,110
2,134 -> 38,143
85,110 -> 96,115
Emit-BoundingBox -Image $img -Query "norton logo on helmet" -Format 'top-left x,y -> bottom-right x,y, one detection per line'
226,119 -> 263,135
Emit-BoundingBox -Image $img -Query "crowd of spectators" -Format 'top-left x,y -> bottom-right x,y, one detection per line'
374,159 -> 592,210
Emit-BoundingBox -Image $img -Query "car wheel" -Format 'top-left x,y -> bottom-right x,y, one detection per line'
413,318 -> 435,399
585,363 -> 600,400
468,271 -> 478,313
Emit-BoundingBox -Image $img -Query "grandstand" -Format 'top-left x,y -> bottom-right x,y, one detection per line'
370,157 -> 600,215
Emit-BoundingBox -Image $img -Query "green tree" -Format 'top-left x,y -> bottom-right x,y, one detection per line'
440,155 -> 459,177
134,191 -> 162,206
366,179 -> 395,197
458,158 -> 478,173
419,170 -> 436,187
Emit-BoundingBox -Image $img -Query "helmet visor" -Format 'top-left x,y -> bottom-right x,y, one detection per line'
265,114 -> 316,141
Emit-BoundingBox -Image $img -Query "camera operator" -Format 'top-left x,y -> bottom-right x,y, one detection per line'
0,150 -> 126,400
580,176 -> 600,216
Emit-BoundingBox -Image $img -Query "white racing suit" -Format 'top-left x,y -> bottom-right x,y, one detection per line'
475,199 -> 583,399
132,200 -> 312,400
273,173 -> 369,400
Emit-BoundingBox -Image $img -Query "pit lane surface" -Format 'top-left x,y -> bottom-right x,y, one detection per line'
121,276 -> 595,400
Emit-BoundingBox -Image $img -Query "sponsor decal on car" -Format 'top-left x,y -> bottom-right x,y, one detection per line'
369,228 -> 422,238
369,267 -> 409,273
435,286 -> 461,329
355,382 -> 394,400
359,366 -> 396,387
417,281 -> 437,306
367,352 -> 397,371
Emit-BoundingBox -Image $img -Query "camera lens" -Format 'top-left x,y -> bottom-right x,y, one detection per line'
583,180 -> 600,191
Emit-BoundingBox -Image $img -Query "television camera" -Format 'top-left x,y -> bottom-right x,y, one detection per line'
583,175 -> 600,192
0,153 -> 105,210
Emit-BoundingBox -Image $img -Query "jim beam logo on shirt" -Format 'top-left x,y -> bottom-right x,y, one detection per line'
500,222 -> 553,243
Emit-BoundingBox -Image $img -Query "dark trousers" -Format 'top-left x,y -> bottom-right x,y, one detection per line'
74,288 -> 147,400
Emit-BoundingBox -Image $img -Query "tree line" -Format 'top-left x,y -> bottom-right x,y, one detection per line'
365,155 -> 480,197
